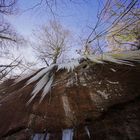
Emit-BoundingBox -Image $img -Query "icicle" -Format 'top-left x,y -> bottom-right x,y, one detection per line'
103,55 -> 127,64
86,55 -> 104,64
39,75 -> 54,103
45,133 -> 50,140
85,126 -> 91,139
26,65 -> 55,86
31,73 -> 49,96
26,65 -> 56,104
32,133 -> 45,140
86,50 -> 140,65
27,73 -> 50,105
62,129 -> 74,140
57,59 -> 80,72
110,50 -> 140,61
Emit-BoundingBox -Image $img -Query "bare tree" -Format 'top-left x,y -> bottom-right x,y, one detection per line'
0,0 -> 19,47
0,0 -> 30,81
83,0 -> 140,53
25,0 -> 139,53
0,52 -> 38,82
106,21 -> 140,51
33,20 -> 72,65
104,0 -> 140,51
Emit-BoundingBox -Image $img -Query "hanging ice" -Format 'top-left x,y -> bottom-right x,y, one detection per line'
31,73 -> 49,96
26,64 -> 55,86
110,50 -> 140,61
102,55 -> 133,65
39,75 -> 54,103
85,50 -> 140,65
32,133 -> 50,140
26,65 -> 55,104
86,55 -> 104,64
27,73 -> 50,104
85,126 -> 91,139
32,133 -> 45,140
13,50 -> 140,104
45,133 -> 50,140
62,129 -> 74,140
57,59 -> 80,72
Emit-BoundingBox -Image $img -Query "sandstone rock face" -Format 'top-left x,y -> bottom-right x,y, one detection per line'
0,60 -> 140,140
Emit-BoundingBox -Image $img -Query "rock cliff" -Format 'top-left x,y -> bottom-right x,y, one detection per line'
0,51 -> 140,140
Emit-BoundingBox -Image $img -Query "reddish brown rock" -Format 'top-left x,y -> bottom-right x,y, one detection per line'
0,60 -> 140,140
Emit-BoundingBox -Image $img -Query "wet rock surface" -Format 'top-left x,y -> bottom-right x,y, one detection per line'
0,61 -> 140,140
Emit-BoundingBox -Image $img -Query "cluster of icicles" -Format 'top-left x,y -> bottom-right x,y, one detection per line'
14,50 -> 140,104
32,127 -> 90,140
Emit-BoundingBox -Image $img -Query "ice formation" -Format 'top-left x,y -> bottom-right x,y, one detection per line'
57,59 -> 80,72
85,126 -> 91,139
62,129 -> 74,140
13,50 -> 140,104
32,133 -> 50,140
32,133 -> 45,140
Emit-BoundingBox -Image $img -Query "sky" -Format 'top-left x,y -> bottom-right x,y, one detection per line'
1,0 -> 139,77
6,0 -> 99,38
2,0 -> 101,70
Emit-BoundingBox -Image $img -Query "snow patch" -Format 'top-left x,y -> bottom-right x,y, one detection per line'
97,90 -> 109,99
79,76 -> 87,86
66,78 -> 75,87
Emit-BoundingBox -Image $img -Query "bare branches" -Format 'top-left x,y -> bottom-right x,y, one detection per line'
83,0 -> 140,53
0,54 -> 37,81
22,0 -> 43,13
0,0 -> 20,47
0,0 -> 17,15
33,20 -> 72,65
0,56 -> 20,81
